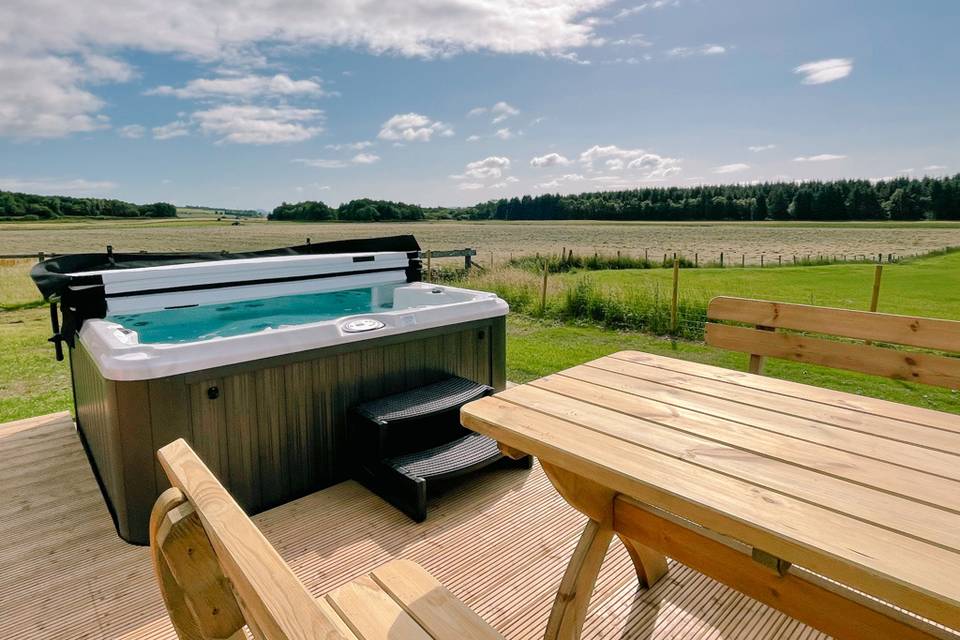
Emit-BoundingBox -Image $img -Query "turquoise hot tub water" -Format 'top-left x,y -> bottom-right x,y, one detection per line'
107,286 -> 393,344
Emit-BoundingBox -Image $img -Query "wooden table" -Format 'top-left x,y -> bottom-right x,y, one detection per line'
461,351 -> 960,640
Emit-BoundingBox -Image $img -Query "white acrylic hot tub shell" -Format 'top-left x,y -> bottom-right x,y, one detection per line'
79,282 -> 508,381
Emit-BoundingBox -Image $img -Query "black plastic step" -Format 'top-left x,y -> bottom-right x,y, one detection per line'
349,375 -> 531,522
355,376 -> 492,425
386,432 -> 503,481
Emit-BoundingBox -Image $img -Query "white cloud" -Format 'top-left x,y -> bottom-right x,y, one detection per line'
293,152 -> 379,168
601,56 -> 648,65
611,34 -> 652,47
898,168 -> 914,174
490,176 -> 520,189
378,113 -> 453,142
668,44 -> 726,57
494,127 -> 514,140
793,154 -> 846,162
0,55 -> 110,138
325,141 -> 373,151
117,124 -> 145,139
0,176 -> 116,194
454,156 -> 511,180
491,101 -> 519,123
193,105 -> 323,144
712,163 -> 750,174
351,152 -> 380,164
293,158 -> 349,169
0,1 -> 609,138
83,54 -> 135,83
147,74 -> 325,99
152,120 -> 190,140
553,51 -> 592,65
579,144 -> 681,178
794,58 -> 853,85
748,144 -> 775,152
531,153 -> 572,168
466,134 -> 482,142
0,1 -> 608,59
923,165 -> 947,172
535,173 -> 584,189
468,101 -> 520,124
457,182 -> 486,190
614,1 -> 677,20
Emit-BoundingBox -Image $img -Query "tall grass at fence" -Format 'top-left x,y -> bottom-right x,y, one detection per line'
559,278 -> 707,340
449,263 -> 707,339
502,250 -> 903,274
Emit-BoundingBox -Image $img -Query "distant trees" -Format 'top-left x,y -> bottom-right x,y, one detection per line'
269,198 -> 425,222
455,175 -> 960,222
0,190 -> 176,220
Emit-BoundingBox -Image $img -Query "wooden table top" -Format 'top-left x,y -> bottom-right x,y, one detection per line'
461,350 -> 960,630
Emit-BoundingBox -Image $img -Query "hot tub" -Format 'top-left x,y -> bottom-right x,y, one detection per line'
33,237 -> 507,543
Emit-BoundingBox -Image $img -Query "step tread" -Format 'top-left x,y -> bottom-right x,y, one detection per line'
386,433 -> 502,480
355,376 -> 492,424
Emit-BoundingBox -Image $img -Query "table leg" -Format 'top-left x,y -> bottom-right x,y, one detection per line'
545,519 -> 613,640
618,534 -> 669,589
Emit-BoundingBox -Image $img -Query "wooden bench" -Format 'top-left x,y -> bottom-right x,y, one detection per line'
705,296 -> 960,388
150,438 -> 504,640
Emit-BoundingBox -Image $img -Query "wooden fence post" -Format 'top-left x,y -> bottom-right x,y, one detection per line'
760,254 -> 765,268
540,262 -> 549,315
464,248 -> 472,271
741,254 -> 745,267
671,258 -> 680,334
426,250 -> 432,278
870,265 -> 883,312
37,251 -> 45,262
720,252 -> 724,268
694,253 -> 698,267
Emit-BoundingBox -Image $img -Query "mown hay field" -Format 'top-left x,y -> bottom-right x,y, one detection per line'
3,218 -> 960,266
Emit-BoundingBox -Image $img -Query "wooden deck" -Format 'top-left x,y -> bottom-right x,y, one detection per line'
1,412 -> 828,640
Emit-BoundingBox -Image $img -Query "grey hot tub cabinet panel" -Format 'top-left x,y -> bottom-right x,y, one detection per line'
70,316 -> 506,544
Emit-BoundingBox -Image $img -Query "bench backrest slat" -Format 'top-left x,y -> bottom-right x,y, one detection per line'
154,438 -> 347,640
708,297 -> 960,352
706,297 -> 960,389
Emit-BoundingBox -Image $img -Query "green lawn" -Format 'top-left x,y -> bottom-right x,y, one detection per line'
2,307 -> 956,424
559,250 -> 960,320
0,308 -> 73,422
506,316 -> 958,414
2,251 -> 959,423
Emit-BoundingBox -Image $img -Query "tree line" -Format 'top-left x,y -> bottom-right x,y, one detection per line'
271,176 -> 959,223
464,175 -> 960,222
269,198 -> 425,221
0,190 -> 176,220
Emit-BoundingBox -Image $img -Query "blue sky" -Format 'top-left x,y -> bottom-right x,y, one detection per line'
0,0 -> 957,209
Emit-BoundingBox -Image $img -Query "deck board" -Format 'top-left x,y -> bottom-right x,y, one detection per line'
0,412 -> 828,639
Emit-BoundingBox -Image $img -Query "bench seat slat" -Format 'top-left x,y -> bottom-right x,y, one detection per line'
706,323 -> 960,390
709,297 -> 960,353
325,574 -> 433,640
370,559 -> 506,640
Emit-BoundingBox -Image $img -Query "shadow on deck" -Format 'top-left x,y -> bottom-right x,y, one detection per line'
0,412 -> 825,640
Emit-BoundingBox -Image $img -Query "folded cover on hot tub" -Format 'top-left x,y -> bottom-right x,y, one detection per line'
30,235 -> 421,351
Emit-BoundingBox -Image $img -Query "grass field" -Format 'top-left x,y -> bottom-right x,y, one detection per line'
3,218 -> 960,265
1,219 -> 958,423
3,308 -> 955,424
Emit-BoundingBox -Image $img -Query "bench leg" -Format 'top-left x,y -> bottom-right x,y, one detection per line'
544,519 -> 613,640
618,533 -> 668,589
